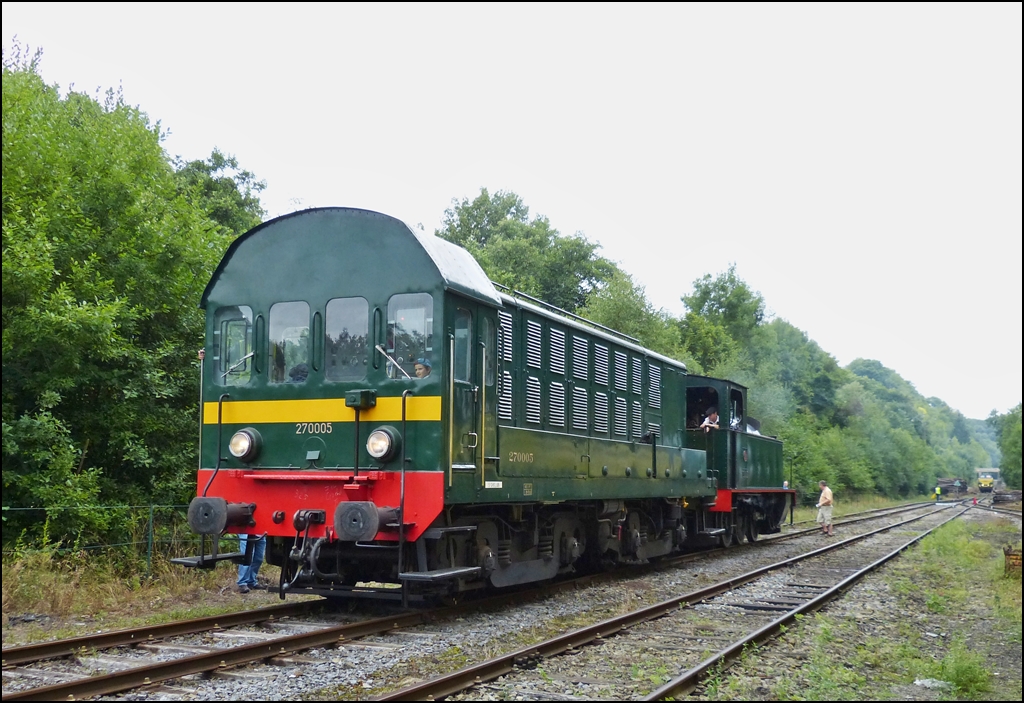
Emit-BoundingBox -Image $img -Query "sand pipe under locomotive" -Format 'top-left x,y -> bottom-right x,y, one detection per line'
174,207 -> 795,602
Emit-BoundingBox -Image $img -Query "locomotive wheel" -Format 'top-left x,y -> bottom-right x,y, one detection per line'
745,515 -> 760,543
718,514 -> 734,548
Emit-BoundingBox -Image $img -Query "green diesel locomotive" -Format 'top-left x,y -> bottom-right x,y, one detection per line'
178,207 -> 793,599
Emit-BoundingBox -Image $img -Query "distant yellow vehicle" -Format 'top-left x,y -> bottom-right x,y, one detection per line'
976,468 -> 1000,493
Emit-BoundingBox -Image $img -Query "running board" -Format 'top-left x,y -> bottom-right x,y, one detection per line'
423,525 -> 477,539
399,566 -> 482,582
171,551 -> 245,569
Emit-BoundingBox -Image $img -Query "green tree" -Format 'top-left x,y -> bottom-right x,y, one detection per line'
2,44 -> 263,541
681,264 -> 765,346
437,188 -> 616,313
675,265 -> 994,499
678,312 -> 734,372
579,269 -> 683,361
174,148 -> 265,236
990,404 -> 1022,489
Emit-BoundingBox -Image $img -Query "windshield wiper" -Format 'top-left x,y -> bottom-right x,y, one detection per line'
221,351 -> 255,379
375,345 -> 413,379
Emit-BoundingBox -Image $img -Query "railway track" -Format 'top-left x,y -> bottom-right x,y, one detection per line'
969,502 -> 1023,518
783,499 -> 932,527
0,501 -> 946,701
379,504 -> 963,700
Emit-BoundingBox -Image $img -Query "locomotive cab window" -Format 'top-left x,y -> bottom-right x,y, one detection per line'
730,389 -> 744,430
454,308 -> 472,382
213,305 -> 254,386
387,293 -> 433,379
269,301 -> 310,384
686,387 -> 719,429
483,317 -> 495,386
325,297 -> 369,381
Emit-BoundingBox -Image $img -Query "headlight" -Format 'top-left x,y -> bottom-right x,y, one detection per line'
366,426 -> 401,462
229,428 -> 262,463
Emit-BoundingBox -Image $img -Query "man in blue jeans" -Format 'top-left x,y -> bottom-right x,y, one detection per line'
237,534 -> 266,593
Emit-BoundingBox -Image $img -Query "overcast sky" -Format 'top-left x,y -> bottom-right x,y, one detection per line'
5,2 -> 1021,420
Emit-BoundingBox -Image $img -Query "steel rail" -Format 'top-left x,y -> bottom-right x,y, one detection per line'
785,499 -> 932,526
969,503 -> 1023,518
1,499 -> 936,683
668,499 -> 940,561
2,606 -> 455,701
0,566 -> 655,702
6,497 -> 929,667
1,600 -> 321,668
377,504 -> 956,701
645,506 -> 967,700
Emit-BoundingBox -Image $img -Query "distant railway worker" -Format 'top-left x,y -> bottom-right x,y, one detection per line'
816,480 -> 834,536
414,357 -> 432,378
700,407 -> 720,433
935,484 -> 941,501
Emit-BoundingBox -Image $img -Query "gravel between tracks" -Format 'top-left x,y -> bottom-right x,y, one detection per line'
118,506 -> 981,700
4,504 -> 1018,701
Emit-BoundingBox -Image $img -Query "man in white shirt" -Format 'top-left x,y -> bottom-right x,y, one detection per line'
700,407 -> 720,433
816,480 -> 834,536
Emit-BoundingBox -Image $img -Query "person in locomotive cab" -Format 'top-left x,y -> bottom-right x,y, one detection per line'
414,357 -> 432,378
700,407 -> 720,433
287,363 -> 309,383
816,480 -> 834,536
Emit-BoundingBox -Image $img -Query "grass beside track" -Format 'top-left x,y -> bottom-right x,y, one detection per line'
1,548 -> 293,645
698,515 -> 1022,701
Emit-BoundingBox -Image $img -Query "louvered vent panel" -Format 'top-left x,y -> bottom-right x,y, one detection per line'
498,371 -> 513,420
632,357 -> 642,395
549,382 -> 565,427
614,397 -> 628,435
526,321 -> 542,368
572,336 -> 588,380
550,329 -> 565,375
614,352 -> 627,391
632,400 -> 643,438
647,422 -> 661,437
594,392 -> 609,433
498,311 -> 513,362
572,387 -> 588,429
594,345 -> 609,385
648,364 -> 661,409
526,376 -> 541,424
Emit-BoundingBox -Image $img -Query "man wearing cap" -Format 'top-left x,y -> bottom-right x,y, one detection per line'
700,407 -> 720,433
414,358 -> 432,378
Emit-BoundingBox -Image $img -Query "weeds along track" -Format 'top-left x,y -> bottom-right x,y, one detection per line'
382,505 -> 963,701
0,501 -> 943,701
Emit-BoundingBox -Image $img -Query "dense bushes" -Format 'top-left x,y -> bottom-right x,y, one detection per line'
2,45 -> 261,544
